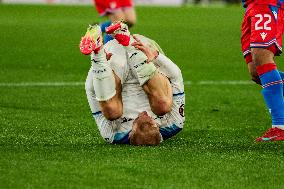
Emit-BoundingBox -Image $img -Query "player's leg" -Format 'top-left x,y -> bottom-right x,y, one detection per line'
248,5 -> 284,141
279,71 -> 284,80
125,48 -> 172,116
241,7 -> 261,85
100,20 -> 112,33
142,72 -> 173,116
122,7 -> 136,27
80,24 -> 123,120
104,0 -> 136,43
97,73 -> 123,121
103,7 -> 136,43
90,36 -> 123,120
247,59 -> 261,84
93,0 -> 129,43
106,22 -> 172,115
276,7 -> 284,84
107,9 -> 125,21
106,22 -> 173,116
102,20 -> 116,44
85,66 -> 122,120
253,48 -> 284,141
92,0 -> 112,43
119,0 -> 136,27
247,60 -> 284,86
103,10 -> 126,43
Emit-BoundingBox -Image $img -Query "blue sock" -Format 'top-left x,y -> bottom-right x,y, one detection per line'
104,34 -> 113,44
278,71 -> 284,96
258,67 -> 284,126
279,71 -> 284,80
100,20 -> 111,33
100,21 -> 113,44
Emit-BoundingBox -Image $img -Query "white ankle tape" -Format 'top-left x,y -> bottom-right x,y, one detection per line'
91,51 -> 116,101
91,49 -> 106,64
128,51 -> 157,86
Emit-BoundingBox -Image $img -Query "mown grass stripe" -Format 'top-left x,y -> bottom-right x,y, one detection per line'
0,80 -> 254,87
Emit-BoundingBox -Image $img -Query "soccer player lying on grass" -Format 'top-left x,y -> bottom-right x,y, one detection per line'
241,0 -> 284,141
80,22 -> 185,145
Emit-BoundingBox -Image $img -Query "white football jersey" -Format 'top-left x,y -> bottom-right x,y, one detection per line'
85,36 -> 185,144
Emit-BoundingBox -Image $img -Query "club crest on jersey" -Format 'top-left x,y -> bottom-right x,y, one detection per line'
179,104 -> 185,117
260,32 -> 267,40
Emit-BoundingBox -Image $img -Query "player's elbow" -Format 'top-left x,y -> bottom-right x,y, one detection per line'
151,98 -> 172,116
101,104 -> 122,121
103,110 -> 122,121
125,17 -> 136,28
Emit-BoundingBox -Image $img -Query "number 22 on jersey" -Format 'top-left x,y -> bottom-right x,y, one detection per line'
254,14 -> 272,30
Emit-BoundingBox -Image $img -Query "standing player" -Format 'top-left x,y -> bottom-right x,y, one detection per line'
241,0 -> 284,141
79,23 -> 185,145
93,0 -> 136,44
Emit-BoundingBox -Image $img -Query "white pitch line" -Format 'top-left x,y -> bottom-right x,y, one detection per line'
0,82 -> 85,87
196,80 -> 254,85
0,80 -> 254,87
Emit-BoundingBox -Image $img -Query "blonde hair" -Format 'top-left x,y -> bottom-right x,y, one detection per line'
129,119 -> 162,146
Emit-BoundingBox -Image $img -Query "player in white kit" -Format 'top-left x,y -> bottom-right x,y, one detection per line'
80,22 -> 185,145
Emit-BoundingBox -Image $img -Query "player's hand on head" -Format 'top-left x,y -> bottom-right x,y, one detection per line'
132,35 -> 158,63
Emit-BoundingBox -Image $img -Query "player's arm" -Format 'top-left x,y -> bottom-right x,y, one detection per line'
132,35 -> 182,81
127,36 -> 174,116
95,114 -> 131,144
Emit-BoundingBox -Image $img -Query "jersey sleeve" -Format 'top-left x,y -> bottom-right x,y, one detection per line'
89,107 -> 132,144
86,65 -> 131,144
93,114 -> 131,144
154,53 -> 184,94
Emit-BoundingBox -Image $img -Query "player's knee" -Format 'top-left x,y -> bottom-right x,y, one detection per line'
109,11 -> 125,23
126,19 -> 135,28
100,101 -> 123,121
151,98 -> 172,116
251,48 -> 274,66
101,104 -> 122,121
124,10 -> 136,27
250,75 -> 261,85
251,49 -> 261,65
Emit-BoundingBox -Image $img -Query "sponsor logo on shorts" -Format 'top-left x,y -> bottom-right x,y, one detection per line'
260,32 -> 267,40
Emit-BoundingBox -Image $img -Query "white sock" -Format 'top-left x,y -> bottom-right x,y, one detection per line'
91,49 -> 116,101
126,39 -> 157,86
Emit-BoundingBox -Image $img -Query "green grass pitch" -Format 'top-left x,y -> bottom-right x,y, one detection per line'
1,4 -> 284,189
